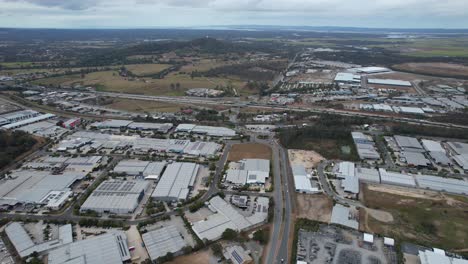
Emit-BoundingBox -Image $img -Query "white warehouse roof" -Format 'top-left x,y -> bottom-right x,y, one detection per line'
151,162 -> 199,201
142,225 -> 187,261
368,78 -> 412,87
379,168 -> 416,187
416,175 -> 468,195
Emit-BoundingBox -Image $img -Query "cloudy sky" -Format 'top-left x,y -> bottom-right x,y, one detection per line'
1,0 -> 467,29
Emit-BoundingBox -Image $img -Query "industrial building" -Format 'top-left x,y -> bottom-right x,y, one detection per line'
2,113 -> 56,129
48,232 -> 131,264
353,66 -> 390,74
367,78 -> 412,87
447,142 -> 468,155
402,152 -> 431,167
5,222 -> 73,258
419,249 -> 468,264
453,154 -> 468,171
334,72 -> 361,83
127,122 -> 173,133
192,196 -> 269,241
292,165 -> 319,194
55,131 -> 220,157
113,160 -> 166,179
151,162 -> 199,201
80,180 -> 149,214
379,168 -> 416,187
335,162 -> 359,194
0,109 -> 40,123
330,204 -> 359,230
355,167 -> 380,183
175,124 -> 236,137
225,159 -> 270,186
0,170 -> 87,208
351,132 -> 380,160
142,225 -> 188,261
90,119 -> 133,129
394,135 -> 424,152
416,175 -> 468,195
16,120 -> 67,138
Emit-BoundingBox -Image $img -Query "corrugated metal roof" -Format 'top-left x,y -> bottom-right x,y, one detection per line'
330,204 -> 359,229
151,162 -> 199,201
142,225 -> 187,261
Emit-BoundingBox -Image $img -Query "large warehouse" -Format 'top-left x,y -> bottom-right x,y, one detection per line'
142,225 -> 188,261
151,162 -> 199,201
80,180 -> 149,214
113,160 -> 166,179
175,124 -> 236,137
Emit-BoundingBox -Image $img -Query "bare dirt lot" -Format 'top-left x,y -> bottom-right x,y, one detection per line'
393,62 -> 468,78
228,143 -> 272,161
167,249 -> 213,264
288,149 -> 325,168
295,194 -> 332,223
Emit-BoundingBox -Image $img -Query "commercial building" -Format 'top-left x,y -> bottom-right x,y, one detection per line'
421,139 -> 445,153
225,159 -> 270,186
353,67 -> 390,74
80,180 -> 149,214
151,162 -> 199,201
192,196 -> 269,241
113,160 -> 166,179
330,204 -> 359,230
48,232 -> 131,264
453,154 -> 468,171
62,118 -> 81,129
292,165 -> 319,194
447,142 -> 468,155
231,195 -> 249,208
336,162 -> 359,194
5,222 -> 73,258
175,124 -> 236,137
142,225 -> 188,261
16,120 -> 67,138
90,119 -> 133,129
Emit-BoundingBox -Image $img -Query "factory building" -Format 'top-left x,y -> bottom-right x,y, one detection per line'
5,222 -> 73,258
0,109 -> 40,123
379,168 -> 416,187
192,196 -> 269,241
336,162 -> 359,194
334,73 -> 361,84
80,180 -> 149,214
351,132 -> 380,160
330,204 -> 359,230
292,165 -> 319,194
225,159 -> 270,186
113,160 -> 166,179
142,225 -> 188,261
175,124 -> 236,137
394,136 -> 424,152
151,162 -> 199,201
48,232 -> 131,264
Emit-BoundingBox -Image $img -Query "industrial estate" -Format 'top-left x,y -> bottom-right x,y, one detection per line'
0,24 -> 468,264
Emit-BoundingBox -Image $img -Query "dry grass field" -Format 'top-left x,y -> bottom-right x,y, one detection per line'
393,62 -> 468,78
295,194 -> 332,223
104,98 -> 185,113
361,184 -> 468,251
228,143 -> 272,161
125,63 -> 171,75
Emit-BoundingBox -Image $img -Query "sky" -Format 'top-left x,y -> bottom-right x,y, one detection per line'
1,0 -> 468,29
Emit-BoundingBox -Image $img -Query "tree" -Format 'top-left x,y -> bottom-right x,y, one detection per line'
221,228 -> 239,240
211,243 -> 223,257
253,228 -> 269,244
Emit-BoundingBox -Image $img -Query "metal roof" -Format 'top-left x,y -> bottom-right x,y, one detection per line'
429,151 -> 451,166
2,113 -> 56,129
151,162 -> 199,201
419,250 -> 468,264
379,168 -> 416,187
240,159 -> 270,173
453,154 -> 468,170
394,136 -> 423,150
226,169 -> 248,185
416,175 -> 468,195
334,72 -> 361,83
402,152 -> 431,167
330,204 -> 359,229
448,142 -> 468,155
356,167 -> 380,183
81,180 -> 149,214
368,78 -> 412,87
421,139 -> 445,152
5,222 -> 35,257
142,225 -> 187,261
48,232 -> 131,264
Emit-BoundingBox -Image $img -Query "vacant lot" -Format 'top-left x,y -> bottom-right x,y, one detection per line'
296,194 -> 332,223
228,143 -> 272,161
105,98 -> 184,113
125,63 -> 171,76
362,184 -> 468,251
167,249 -> 212,264
34,69 -> 248,96
288,149 -> 325,168
393,62 -> 468,78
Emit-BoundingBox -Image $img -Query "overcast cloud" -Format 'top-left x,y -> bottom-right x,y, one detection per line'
1,0 -> 467,28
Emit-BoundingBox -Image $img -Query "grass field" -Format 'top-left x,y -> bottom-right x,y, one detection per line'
228,143 -> 272,161
33,64 -> 249,96
392,62 -> 468,78
362,184 -> 468,251
104,98 -> 185,113
125,63 -> 171,75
